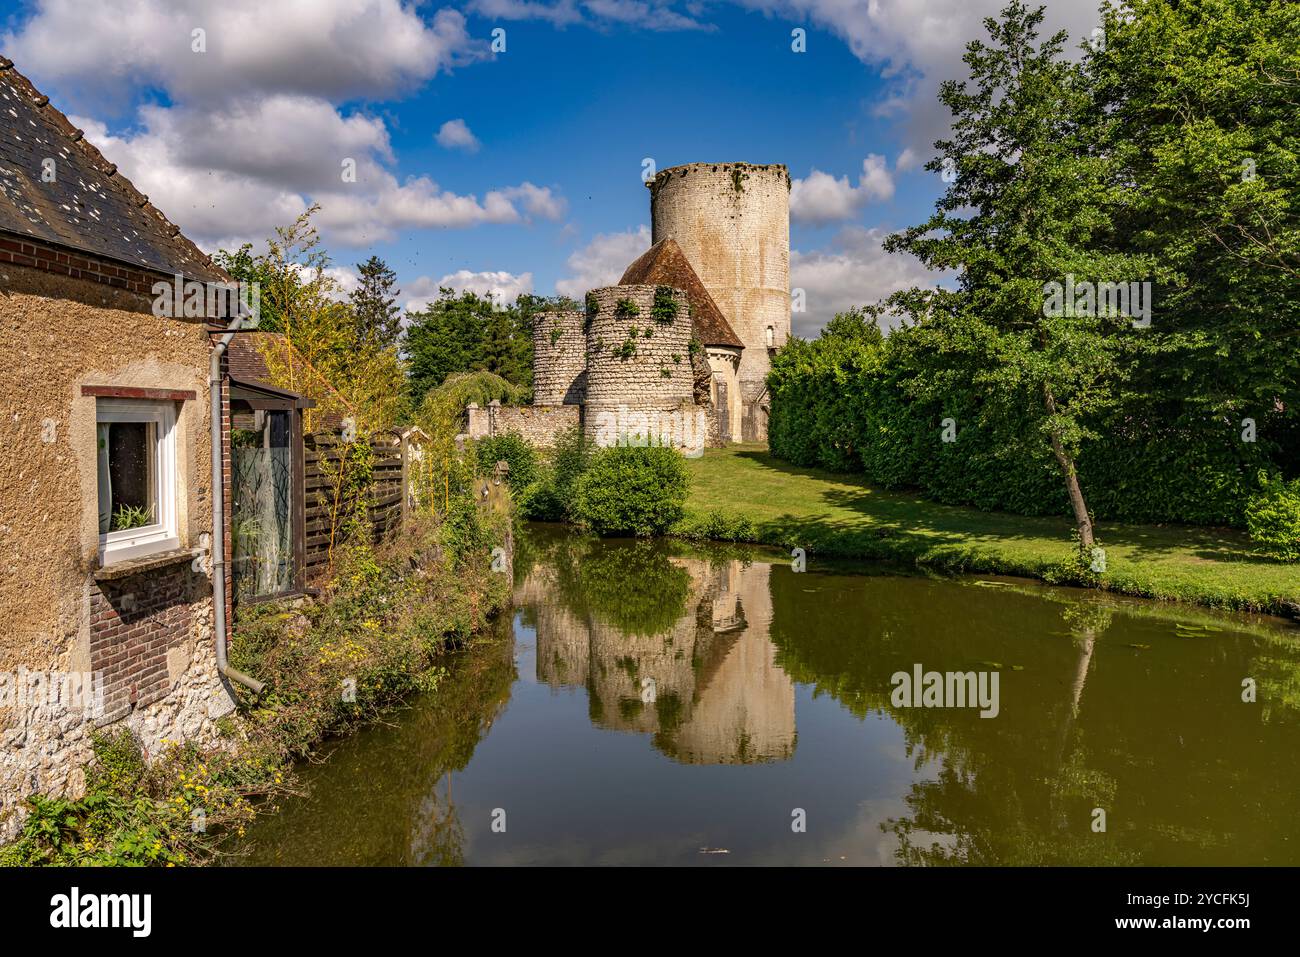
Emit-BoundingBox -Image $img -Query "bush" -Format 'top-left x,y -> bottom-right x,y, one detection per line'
1245,473 -> 1300,562
516,427 -> 591,522
475,432 -> 538,492
572,445 -> 688,536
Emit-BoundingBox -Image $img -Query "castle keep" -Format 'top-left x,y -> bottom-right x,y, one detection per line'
479,162 -> 790,449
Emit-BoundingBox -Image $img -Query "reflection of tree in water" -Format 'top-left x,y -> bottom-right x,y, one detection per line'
551,535 -> 692,636
766,569 -> 1139,864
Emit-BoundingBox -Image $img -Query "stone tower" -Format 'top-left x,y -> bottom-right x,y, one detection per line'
531,309 -> 586,405
649,162 -> 790,442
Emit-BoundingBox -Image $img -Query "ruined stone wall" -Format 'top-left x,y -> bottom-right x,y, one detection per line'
466,401 -> 580,448
0,262 -> 234,839
531,310 -> 586,406
649,162 -> 790,440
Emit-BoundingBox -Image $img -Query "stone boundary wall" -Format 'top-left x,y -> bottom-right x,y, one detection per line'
467,401 -> 580,448
531,310 -> 587,406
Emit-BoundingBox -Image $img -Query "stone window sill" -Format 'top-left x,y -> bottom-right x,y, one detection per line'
94,547 -> 201,582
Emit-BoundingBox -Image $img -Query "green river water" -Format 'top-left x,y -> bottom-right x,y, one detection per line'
234,523 -> 1300,866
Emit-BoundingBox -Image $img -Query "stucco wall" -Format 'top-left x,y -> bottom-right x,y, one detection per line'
0,262 -> 233,838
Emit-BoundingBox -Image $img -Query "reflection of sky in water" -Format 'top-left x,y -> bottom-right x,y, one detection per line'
235,528 -> 1300,867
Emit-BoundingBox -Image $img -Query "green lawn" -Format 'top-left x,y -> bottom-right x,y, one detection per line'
679,444 -> 1300,615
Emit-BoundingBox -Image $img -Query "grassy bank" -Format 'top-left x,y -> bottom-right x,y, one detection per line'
675,445 -> 1300,615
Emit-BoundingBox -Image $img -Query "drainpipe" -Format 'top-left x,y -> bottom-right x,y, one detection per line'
210,318 -> 265,694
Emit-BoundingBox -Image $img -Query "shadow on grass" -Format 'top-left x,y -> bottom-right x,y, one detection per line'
730,447 -> 1274,569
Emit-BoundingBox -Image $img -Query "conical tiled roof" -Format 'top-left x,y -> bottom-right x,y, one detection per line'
619,238 -> 743,349
0,59 -> 226,284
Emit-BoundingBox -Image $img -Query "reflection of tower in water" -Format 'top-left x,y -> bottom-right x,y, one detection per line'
520,554 -> 795,764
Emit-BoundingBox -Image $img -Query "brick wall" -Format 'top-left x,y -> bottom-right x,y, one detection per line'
89,561 -> 194,725
0,234 -> 167,295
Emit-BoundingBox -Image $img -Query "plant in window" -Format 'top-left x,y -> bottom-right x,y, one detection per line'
111,504 -> 154,531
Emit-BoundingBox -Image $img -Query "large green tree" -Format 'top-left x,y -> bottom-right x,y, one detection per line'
884,1 -> 1158,549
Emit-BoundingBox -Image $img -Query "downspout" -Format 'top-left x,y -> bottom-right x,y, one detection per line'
210,318 -> 265,694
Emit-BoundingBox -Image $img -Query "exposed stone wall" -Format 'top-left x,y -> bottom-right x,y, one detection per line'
0,261 -> 234,839
466,400 -> 580,448
649,162 -> 790,440
583,285 -> 695,445
531,310 -> 587,406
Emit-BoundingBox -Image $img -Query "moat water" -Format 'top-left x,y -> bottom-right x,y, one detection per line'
234,523 -> 1300,866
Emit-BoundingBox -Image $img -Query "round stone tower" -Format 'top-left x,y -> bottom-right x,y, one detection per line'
583,284 -> 694,447
531,309 -> 586,406
649,162 -> 790,441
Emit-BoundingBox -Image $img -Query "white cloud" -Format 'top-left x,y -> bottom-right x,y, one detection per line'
0,1 -> 486,105
791,225 -> 945,337
555,225 -> 650,297
436,118 -> 481,153
732,0 -> 1100,157
791,155 -> 894,224
71,107 -> 565,250
403,270 -> 534,312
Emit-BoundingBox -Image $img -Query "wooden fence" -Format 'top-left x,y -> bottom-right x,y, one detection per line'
304,428 -> 423,580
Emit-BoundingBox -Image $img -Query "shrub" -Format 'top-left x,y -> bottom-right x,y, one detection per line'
572,445 -> 688,536
475,432 -> 538,492
1245,473 -> 1300,562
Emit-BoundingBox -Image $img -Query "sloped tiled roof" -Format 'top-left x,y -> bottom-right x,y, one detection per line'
619,238 -> 744,349
0,59 -> 226,284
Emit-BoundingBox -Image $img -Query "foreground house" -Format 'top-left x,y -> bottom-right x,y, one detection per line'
0,61 -> 261,834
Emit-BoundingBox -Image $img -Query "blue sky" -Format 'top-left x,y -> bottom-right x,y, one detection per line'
0,0 -> 1101,334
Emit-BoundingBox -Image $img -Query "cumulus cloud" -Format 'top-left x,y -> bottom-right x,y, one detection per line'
0,0 -> 486,106
554,225 -> 651,297
791,155 -> 894,224
0,2 -> 564,251
791,225 -> 945,337
436,118 -> 481,153
732,0 -> 1100,158
71,110 -> 565,250
403,270 -> 534,312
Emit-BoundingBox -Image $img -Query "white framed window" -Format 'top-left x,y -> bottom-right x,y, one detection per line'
96,398 -> 178,563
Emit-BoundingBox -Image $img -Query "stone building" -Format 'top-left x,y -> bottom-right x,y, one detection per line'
0,61 -> 266,837
476,161 -> 790,449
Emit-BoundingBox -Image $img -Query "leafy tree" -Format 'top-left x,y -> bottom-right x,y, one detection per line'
403,289 -> 535,408
240,205 -> 407,433
1092,0 -> 1300,472
883,1 -> 1158,549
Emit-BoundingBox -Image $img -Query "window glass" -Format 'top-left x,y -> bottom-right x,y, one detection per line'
98,421 -> 157,532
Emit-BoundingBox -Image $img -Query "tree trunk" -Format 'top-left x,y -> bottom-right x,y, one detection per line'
1043,385 -> 1095,548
